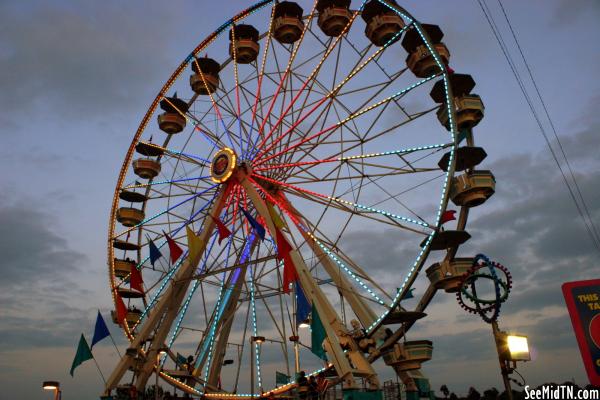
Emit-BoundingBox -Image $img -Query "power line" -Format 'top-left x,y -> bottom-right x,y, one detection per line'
475,0 -> 600,253
496,0 -> 600,247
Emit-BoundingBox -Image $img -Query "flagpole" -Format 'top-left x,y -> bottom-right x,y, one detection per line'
91,353 -> 107,384
108,333 -> 123,358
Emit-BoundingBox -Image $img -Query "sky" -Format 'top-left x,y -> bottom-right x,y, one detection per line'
1,0 -> 599,399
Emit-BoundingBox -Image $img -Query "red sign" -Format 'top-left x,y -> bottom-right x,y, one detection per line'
562,279 -> 600,385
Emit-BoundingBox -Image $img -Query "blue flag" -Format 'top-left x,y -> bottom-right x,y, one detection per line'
148,237 -> 163,266
296,281 -> 311,326
91,310 -> 111,349
240,207 -> 265,240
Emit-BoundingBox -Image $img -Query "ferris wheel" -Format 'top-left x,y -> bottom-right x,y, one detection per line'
105,0 -> 495,398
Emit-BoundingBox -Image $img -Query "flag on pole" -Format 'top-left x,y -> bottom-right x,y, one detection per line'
310,304 -> 327,360
296,282 -> 311,326
70,334 -> 94,376
440,210 -> 457,225
130,266 -> 144,293
267,202 -> 288,230
212,215 -> 232,245
186,225 -> 203,260
164,231 -> 183,263
91,311 -> 111,349
115,292 -> 127,325
241,207 -> 265,240
148,237 -> 162,267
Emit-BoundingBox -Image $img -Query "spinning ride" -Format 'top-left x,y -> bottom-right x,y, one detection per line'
105,0 -> 495,398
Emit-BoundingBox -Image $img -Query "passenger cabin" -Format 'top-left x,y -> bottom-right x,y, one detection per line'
113,258 -> 136,279
230,24 -> 260,64
157,95 -> 188,134
273,2 -> 304,44
361,0 -> 405,46
430,73 -> 484,131
438,146 -> 487,172
382,340 -> 433,371
132,158 -> 161,180
116,207 -> 145,227
316,0 -> 352,37
135,141 -> 164,157
401,24 -> 449,78
426,258 -> 474,293
422,230 -> 471,251
450,170 -> 496,207
190,57 -> 220,95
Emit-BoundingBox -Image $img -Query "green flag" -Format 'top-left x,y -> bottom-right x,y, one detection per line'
310,304 -> 327,360
276,371 -> 290,386
70,334 -> 94,376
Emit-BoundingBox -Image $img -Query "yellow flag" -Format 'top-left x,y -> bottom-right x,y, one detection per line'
186,225 -> 202,260
267,202 -> 288,230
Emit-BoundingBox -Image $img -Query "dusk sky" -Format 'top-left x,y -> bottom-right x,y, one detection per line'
1,1 -> 599,399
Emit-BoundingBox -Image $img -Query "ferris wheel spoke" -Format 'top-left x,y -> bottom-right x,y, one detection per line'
250,2 -> 319,159
114,184 -> 218,239
160,96 -> 224,148
245,2 -> 277,161
253,4 -> 369,160
253,18 -> 410,163
252,173 -> 433,231
254,72 -> 439,168
123,176 -> 212,191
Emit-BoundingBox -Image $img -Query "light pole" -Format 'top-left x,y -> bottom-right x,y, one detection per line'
42,381 -> 61,400
156,348 -> 168,400
250,336 -> 265,399
492,322 -> 531,400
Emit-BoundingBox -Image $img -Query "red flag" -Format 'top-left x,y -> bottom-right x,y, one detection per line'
212,215 -> 232,244
115,292 -> 127,325
446,65 -> 455,74
130,266 -> 144,293
441,210 -> 457,225
164,232 -> 183,263
275,228 -> 292,260
282,254 -> 298,294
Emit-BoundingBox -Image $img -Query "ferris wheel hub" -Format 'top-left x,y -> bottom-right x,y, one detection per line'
210,147 -> 238,183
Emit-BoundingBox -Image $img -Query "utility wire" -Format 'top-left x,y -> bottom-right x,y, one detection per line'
476,0 -> 600,253
496,0 -> 600,246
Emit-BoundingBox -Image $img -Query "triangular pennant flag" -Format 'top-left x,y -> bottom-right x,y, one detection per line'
441,210 -> 457,225
115,292 -> 127,325
186,225 -> 203,260
267,202 -> 288,230
282,254 -> 298,294
399,287 -> 415,301
212,215 -> 232,245
446,65 -> 455,75
70,334 -> 94,376
296,281 -> 311,326
164,231 -> 183,263
275,228 -> 292,260
310,304 -> 327,360
91,310 -> 111,349
241,207 -> 265,240
130,266 -> 144,293
148,237 -> 162,267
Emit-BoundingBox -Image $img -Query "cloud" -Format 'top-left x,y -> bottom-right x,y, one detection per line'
0,1 -> 179,129
0,193 -> 94,350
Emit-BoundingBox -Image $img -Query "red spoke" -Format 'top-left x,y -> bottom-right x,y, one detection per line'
252,156 -> 338,172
